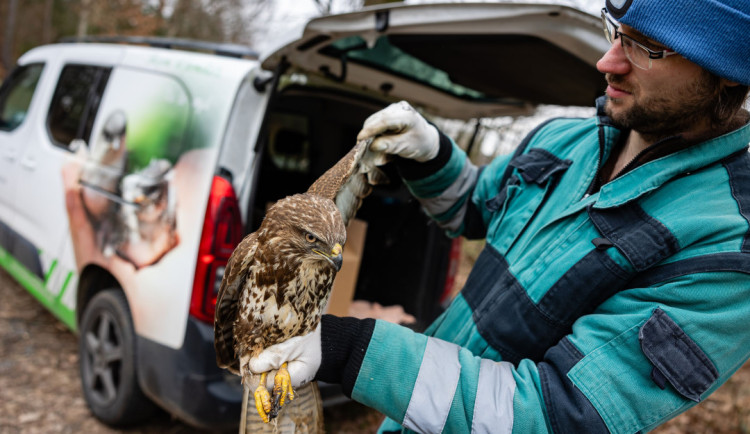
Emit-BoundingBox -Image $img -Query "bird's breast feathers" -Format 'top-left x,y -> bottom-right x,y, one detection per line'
238,262 -> 334,340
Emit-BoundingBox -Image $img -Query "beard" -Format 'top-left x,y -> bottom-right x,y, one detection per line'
604,70 -> 720,142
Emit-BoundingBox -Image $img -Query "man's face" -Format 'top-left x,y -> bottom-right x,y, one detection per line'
596,24 -> 720,140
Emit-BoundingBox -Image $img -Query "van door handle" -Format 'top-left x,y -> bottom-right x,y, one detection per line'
20,156 -> 36,170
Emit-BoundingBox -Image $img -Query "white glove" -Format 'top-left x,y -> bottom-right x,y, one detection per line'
249,324 -> 322,390
357,101 -> 440,162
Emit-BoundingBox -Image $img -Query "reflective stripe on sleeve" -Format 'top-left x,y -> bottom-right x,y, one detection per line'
471,359 -> 516,434
418,162 -> 479,233
402,338 -> 462,434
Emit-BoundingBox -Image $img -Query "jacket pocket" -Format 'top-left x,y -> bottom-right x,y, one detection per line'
567,308 -> 719,434
485,148 -> 571,251
510,148 -> 572,186
639,308 -> 719,402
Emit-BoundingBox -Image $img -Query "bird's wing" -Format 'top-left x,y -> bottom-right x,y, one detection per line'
306,138 -> 388,226
214,231 -> 258,374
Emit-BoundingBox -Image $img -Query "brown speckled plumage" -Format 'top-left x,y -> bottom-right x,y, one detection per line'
213,139 -> 385,395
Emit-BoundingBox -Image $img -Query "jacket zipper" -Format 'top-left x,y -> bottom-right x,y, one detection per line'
608,135 -> 683,181
589,133 -> 686,194
585,121 -> 616,197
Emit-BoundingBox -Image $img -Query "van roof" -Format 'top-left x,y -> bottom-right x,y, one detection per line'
58,36 -> 260,59
18,41 -> 258,94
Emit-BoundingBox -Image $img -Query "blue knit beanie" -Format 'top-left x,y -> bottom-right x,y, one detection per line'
605,0 -> 750,86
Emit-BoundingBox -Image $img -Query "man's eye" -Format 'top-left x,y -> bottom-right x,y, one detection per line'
305,233 -> 317,243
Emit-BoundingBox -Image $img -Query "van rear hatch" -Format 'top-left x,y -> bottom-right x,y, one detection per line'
249,2 -> 610,329
261,2 -> 609,119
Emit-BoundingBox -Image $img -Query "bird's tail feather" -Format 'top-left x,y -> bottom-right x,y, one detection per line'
240,381 -> 324,433
239,383 -> 250,433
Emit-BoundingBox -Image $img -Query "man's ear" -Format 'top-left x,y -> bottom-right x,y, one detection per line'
720,78 -> 741,88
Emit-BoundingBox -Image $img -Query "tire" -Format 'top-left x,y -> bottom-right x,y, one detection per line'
79,289 -> 157,426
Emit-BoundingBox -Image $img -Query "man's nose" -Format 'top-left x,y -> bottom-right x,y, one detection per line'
596,40 -> 631,76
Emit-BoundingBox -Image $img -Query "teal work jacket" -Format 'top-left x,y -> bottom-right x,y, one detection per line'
349,101 -> 750,434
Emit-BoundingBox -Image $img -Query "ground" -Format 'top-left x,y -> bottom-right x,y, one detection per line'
1,260 -> 750,433
0,266 -> 382,433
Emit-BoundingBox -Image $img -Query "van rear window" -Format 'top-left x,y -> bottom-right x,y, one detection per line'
320,35 -> 486,101
319,34 -> 606,107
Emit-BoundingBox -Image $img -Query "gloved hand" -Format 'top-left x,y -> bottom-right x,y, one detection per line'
249,324 -> 322,390
357,100 -> 440,162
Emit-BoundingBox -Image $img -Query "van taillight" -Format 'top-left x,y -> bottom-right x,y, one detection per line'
190,176 -> 243,324
439,238 -> 462,308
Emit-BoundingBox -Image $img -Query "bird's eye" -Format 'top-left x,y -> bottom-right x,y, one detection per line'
305,233 -> 317,243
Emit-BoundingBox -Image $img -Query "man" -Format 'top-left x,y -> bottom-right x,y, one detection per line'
251,0 -> 750,432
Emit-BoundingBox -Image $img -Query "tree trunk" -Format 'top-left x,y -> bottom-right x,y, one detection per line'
78,0 -> 91,38
43,0 -> 55,43
2,0 -> 19,70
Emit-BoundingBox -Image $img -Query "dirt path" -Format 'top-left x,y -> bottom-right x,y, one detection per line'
0,267 -> 208,433
1,264 -> 749,433
0,267 -> 382,433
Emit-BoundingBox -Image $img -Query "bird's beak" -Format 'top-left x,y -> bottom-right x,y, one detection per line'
315,243 -> 344,271
331,243 -> 343,271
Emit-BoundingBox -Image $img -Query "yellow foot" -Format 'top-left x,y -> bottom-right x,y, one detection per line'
254,372 -> 272,423
271,362 -> 295,417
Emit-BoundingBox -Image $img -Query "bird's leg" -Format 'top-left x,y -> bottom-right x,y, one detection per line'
271,362 -> 295,416
253,372 -> 273,423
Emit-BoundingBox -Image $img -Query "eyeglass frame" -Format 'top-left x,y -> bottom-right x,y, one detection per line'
600,8 -> 678,70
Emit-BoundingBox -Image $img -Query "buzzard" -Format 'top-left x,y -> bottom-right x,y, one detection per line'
214,138 -> 386,426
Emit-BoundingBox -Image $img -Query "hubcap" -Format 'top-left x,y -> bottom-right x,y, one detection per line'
83,310 -> 124,406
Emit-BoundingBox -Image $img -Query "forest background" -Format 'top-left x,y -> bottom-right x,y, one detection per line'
0,0 -> 393,79
0,0 -> 605,81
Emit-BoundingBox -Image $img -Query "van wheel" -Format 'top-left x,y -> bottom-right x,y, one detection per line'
79,289 -> 157,426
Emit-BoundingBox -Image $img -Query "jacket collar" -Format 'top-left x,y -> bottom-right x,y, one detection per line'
592,99 -> 750,208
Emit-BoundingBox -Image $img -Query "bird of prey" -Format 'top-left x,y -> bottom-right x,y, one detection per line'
214,138 -> 386,426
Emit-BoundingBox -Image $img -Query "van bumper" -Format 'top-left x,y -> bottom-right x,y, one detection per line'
136,317 -> 242,430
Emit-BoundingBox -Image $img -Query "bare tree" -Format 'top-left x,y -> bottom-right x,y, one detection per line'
163,0 -> 270,44
311,0 -> 332,14
218,0 -> 271,44
43,0 -> 55,44
2,0 -> 19,71
77,0 -> 92,37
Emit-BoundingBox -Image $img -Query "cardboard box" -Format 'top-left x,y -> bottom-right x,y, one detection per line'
325,218 -> 367,316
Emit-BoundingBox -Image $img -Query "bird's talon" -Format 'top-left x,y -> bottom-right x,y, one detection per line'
254,386 -> 271,423
269,395 -> 280,420
272,362 -> 295,413
254,372 -> 272,423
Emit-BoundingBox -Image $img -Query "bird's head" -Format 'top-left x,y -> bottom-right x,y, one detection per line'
263,194 -> 347,271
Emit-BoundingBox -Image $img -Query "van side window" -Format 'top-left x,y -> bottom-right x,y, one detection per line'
47,64 -> 111,149
0,63 -> 45,131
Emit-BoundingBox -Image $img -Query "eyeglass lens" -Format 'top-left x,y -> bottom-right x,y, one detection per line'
601,13 -> 651,70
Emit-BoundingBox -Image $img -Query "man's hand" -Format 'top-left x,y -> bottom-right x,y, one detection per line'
249,324 -> 322,390
358,101 -> 440,162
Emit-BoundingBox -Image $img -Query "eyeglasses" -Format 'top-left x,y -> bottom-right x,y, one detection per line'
600,8 -> 678,70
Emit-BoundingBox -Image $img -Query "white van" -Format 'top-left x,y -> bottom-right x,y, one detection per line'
0,2 -> 607,429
